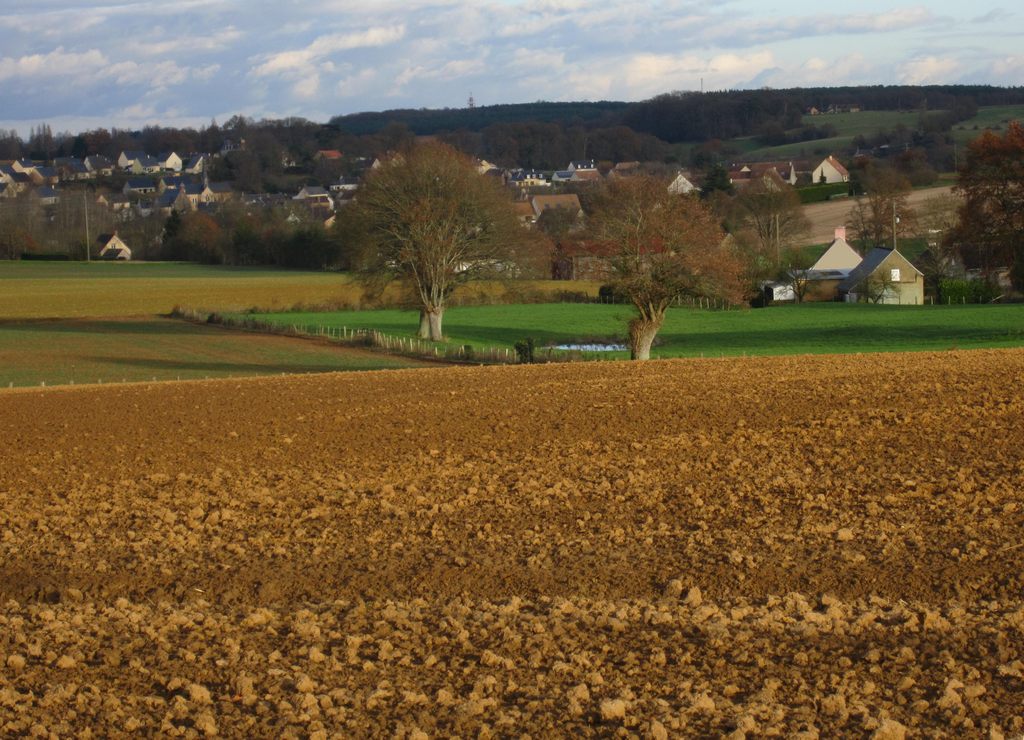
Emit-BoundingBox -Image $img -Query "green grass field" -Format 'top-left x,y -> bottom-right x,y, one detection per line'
732,105 -> 1024,162
245,303 -> 1024,360
0,318 -> 426,387
0,262 -> 600,319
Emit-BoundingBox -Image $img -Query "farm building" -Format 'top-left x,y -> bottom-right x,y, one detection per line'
96,233 -> 132,261
812,156 -> 850,184
839,247 -> 924,304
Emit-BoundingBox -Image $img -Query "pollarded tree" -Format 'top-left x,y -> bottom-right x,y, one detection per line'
588,176 -> 747,360
341,142 -> 528,340
954,121 -> 1024,288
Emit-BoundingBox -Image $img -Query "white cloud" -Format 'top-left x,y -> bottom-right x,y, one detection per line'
251,25 -> 406,77
898,55 -> 961,84
0,47 -> 106,81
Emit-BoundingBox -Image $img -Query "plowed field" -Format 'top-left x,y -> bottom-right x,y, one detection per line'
2,350 -> 1024,737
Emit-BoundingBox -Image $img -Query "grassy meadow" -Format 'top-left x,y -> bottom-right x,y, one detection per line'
0,318 -> 427,387
245,302 -> 1024,360
728,105 -> 1024,162
0,262 -> 601,319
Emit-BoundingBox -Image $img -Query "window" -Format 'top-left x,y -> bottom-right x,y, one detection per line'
890,268 -> 901,282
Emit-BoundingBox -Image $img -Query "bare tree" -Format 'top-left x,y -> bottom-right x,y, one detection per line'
588,177 -> 746,360
340,142 -> 529,340
847,167 -> 917,250
733,174 -> 810,267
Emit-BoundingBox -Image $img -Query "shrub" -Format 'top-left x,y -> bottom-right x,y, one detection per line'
939,278 -> 1000,304
514,337 -> 536,364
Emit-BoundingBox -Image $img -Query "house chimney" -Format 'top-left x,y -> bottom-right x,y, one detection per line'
834,226 -> 847,241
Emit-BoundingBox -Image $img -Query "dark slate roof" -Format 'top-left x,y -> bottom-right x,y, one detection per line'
183,183 -> 205,196
838,248 -> 922,291
155,190 -> 181,207
85,155 -> 113,169
37,186 -> 59,198
35,166 -> 58,178
125,177 -> 156,190
207,181 -> 233,193
121,150 -> 146,161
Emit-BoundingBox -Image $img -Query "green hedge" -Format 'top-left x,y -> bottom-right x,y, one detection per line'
939,279 -> 1001,304
797,183 -> 851,204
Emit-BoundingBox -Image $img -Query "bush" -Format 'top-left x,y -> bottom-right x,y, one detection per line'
598,284 -> 625,303
461,345 -> 475,361
939,278 -> 1001,304
514,337 -> 536,364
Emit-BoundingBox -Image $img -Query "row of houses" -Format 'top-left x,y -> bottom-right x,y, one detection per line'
728,155 -> 850,188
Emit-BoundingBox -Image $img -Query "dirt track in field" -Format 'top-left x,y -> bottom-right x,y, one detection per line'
2,351 -> 1024,737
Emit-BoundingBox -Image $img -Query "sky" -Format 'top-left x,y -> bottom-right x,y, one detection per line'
0,0 -> 1022,136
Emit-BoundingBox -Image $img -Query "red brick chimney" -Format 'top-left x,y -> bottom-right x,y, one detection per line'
834,226 -> 847,241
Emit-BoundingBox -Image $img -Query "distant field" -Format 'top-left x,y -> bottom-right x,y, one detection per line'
247,302 -> 1024,360
0,262 -> 601,319
951,104 -> 1024,145
736,105 -> 1024,162
0,318 -> 426,387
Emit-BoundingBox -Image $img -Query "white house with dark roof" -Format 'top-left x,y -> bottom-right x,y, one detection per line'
567,159 -> 596,172
96,233 -> 131,260
158,152 -> 183,172
123,177 -> 157,195
839,247 -> 924,304
117,150 -> 146,170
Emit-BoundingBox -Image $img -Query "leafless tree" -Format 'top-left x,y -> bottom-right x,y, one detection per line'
340,141 -> 530,340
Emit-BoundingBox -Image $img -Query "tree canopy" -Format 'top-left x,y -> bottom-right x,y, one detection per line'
340,141 -> 531,340
954,121 -> 1024,288
587,176 -> 746,360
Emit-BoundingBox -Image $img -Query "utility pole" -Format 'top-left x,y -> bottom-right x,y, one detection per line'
892,199 -> 898,250
83,191 -> 91,262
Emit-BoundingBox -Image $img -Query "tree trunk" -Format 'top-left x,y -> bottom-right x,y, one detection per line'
427,305 -> 444,341
628,313 -> 663,361
418,310 -> 430,339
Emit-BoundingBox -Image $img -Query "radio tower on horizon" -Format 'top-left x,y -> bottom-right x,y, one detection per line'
467,92 -> 476,109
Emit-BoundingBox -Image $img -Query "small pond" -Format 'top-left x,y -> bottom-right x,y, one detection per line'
552,343 -> 627,352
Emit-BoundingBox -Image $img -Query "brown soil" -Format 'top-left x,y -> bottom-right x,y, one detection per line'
801,186 -> 955,245
2,350 -> 1023,737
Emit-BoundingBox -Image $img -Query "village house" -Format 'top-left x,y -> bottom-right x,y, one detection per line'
96,232 -> 132,260
117,150 -> 146,170
123,177 -> 157,196
329,176 -> 360,193
315,149 -> 343,161
839,247 -> 925,304
183,154 -> 207,174
35,186 -> 60,206
812,155 -> 850,184
567,160 -> 596,172
294,185 -> 334,215
84,155 -> 114,176
668,170 -> 698,195
158,152 -> 183,172
730,161 -> 803,187
28,166 -> 60,186
508,169 -> 549,189
530,193 -> 583,220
